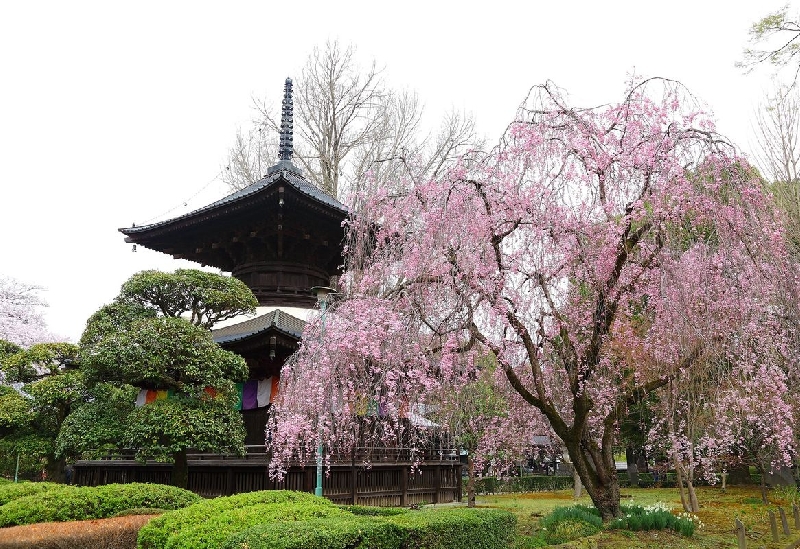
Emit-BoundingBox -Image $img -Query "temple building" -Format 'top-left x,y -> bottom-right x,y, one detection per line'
74,79 -> 461,505
120,78 -> 346,445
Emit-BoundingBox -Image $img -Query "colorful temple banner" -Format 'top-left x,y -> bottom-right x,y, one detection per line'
137,379 -> 279,410
135,389 -> 172,407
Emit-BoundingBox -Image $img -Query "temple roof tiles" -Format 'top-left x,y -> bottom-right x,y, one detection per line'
121,168 -> 347,236
212,308 -> 306,344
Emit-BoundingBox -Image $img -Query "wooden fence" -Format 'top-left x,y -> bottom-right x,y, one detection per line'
734,504 -> 800,548
73,446 -> 462,506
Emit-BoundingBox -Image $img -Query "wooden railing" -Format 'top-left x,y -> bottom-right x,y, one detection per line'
73,446 -> 462,506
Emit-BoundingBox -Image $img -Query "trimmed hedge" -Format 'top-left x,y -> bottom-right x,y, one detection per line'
222,506 -> 516,549
162,502 -> 347,549
475,475 -> 573,494
391,508 -> 516,549
0,481 -> 67,506
0,483 -> 199,526
140,490 -> 516,549
137,490 -> 329,549
339,505 -> 408,517
221,516 -> 404,549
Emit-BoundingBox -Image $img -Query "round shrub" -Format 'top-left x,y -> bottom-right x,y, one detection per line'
137,490 -> 330,549
538,505 -> 602,545
91,483 -> 200,517
163,502 -> 347,549
0,483 -> 198,526
0,481 -> 67,506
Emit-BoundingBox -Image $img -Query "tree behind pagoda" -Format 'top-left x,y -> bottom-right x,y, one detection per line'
77,269 -> 257,488
268,77 -> 798,520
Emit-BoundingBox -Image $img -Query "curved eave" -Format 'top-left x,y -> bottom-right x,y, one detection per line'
120,168 -> 347,241
214,325 -> 302,346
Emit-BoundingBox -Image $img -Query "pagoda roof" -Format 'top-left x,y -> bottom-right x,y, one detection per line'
212,308 -> 306,345
120,167 -> 347,238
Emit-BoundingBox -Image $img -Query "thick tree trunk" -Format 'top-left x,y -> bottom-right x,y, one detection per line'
45,455 -> 65,484
172,450 -> 189,489
572,467 -> 583,499
565,440 -> 621,520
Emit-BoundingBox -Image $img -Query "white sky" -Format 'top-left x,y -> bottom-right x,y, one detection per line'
0,0 -> 792,342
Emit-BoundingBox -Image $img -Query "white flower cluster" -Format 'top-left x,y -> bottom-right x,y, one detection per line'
677,511 -> 705,529
642,501 -> 673,513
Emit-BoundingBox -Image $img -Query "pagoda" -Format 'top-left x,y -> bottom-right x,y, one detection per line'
119,78 -> 348,444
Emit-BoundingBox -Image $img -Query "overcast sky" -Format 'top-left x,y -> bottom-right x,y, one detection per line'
0,0 -> 792,342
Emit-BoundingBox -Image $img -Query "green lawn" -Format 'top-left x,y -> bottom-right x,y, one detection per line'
471,485 -> 800,548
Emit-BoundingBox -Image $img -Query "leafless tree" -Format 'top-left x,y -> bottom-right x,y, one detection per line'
753,84 -> 800,184
752,84 -> 800,254
222,40 -> 482,200
740,5 -> 800,82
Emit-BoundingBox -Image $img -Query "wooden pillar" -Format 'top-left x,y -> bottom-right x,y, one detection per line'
226,468 -> 235,496
351,454 -> 357,505
400,466 -> 408,507
457,464 -> 462,502
769,510 -> 779,542
734,518 -> 746,549
779,507 -> 790,535
304,467 -> 314,494
433,466 -> 441,504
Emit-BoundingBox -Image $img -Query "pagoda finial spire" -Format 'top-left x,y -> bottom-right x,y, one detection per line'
269,78 -> 300,175
278,77 -> 293,161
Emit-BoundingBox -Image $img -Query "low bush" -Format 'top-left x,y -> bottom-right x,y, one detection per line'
137,490 -> 329,549
221,515 -> 404,549
0,481 -> 67,506
0,483 -> 198,526
536,505 -> 602,545
532,501 -> 700,543
475,475 -> 573,494
161,502 -> 346,549
222,507 -> 516,549
391,508 -> 517,549
607,502 -> 701,537
338,505 -> 408,517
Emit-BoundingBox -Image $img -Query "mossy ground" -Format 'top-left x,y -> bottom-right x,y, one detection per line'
476,486 -> 800,548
